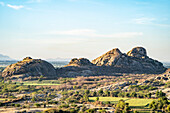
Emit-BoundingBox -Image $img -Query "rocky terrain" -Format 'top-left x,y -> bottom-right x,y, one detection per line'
2,57 -> 56,79
58,47 -> 166,77
92,47 -> 166,73
65,58 -> 94,67
1,47 -> 167,78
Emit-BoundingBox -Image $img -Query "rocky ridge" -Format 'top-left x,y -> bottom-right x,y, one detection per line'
60,47 -> 166,77
1,47 -> 167,78
91,47 -> 165,73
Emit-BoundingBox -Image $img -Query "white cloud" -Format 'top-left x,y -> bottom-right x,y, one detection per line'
18,37 -> 88,45
133,17 -> 170,27
48,29 -> 143,38
7,4 -> 24,10
133,17 -> 156,24
0,1 -> 4,6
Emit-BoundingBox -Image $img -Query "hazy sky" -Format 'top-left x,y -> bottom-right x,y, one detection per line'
0,0 -> 170,61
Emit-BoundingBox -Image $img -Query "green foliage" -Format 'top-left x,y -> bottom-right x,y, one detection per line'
149,96 -> 169,112
89,97 -> 155,107
86,109 -> 96,113
83,94 -> 89,102
156,90 -> 166,98
85,89 -> 90,95
133,110 -> 139,113
34,103 -> 41,108
167,105 -> 170,112
99,109 -> 106,113
98,88 -> 103,96
31,96 -> 36,102
96,97 -> 99,101
115,99 -> 130,113
15,103 -> 20,107
81,104 -> 87,112
129,85 -> 157,92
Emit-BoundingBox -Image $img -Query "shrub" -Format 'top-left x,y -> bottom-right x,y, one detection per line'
15,104 -> 20,107
34,103 -> 41,108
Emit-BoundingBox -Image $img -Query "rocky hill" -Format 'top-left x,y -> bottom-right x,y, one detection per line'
2,57 -> 56,79
92,47 -> 165,73
65,58 -> 94,67
92,48 -> 122,66
58,47 -> 166,77
1,47 -> 167,78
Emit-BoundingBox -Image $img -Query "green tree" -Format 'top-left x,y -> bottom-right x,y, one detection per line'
104,90 -> 110,96
149,96 -> 169,112
15,104 -> 20,107
86,109 -> 95,113
85,89 -> 90,95
83,95 -> 89,102
81,104 -> 87,112
34,103 -> 41,108
31,96 -> 36,102
96,97 -> 99,101
115,99 -> 130,113
92,91 -> 97,96
98,88 -> 103,96
133,110 -> 139,113
167,105 -> 170,112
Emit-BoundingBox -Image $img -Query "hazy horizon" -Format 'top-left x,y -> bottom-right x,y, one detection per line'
0,0 -> 170,62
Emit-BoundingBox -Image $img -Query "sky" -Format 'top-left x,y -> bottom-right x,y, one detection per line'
0,0 -> 170,61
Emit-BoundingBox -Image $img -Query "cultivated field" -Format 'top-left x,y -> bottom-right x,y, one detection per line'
89,97 -> 156,107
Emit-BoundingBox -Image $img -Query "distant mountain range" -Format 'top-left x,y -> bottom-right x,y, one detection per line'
0,54 -> 14,61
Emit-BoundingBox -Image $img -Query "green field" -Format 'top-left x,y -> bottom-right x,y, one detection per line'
89,97 -> 156,107
15,80 -> 60,86
0,98 -> 9,102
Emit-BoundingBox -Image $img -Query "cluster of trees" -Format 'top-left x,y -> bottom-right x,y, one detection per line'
156,90 -> 166,98
149,90 -> 169,112
149,96 -> 169,112
115,99 -> 130,113
128,85 -> 157,92
82,89 -> 153,99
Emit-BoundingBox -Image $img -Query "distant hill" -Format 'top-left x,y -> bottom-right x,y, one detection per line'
0,54 -> 14,61
163,62 -> 170,68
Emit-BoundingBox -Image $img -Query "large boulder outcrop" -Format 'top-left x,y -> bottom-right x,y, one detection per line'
2,57 -> 56,78
65,58 -> 94,67
91,47 -> 166,73
61,47 -> 166,76
127,47 -> 148,59
92,48 -> 122,66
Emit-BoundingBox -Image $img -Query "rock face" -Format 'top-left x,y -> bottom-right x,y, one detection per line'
127,47 -> 147,59
92,47 -> 166,73
92,48 -> 122,66
59,47 -> 166,76
66,58 -> 94,67
2,57 -> 56,78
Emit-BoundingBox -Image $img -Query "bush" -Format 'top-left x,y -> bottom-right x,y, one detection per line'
86,109 -> 96,113
133,110 -> 139,113
34,103 -> 41,108
15,104 -> 20,107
